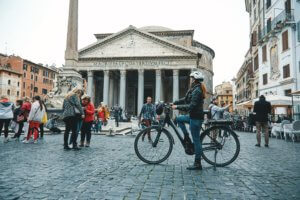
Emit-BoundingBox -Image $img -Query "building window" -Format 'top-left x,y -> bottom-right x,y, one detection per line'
8,80 -> 11,85
283,64 -> 290,78
23,92 -> 25,97
23,82 -> 25,89
31,74 -> 33,80
252,31 -> 257,46
263,73 -> 268,85
42,89 -> 47,95
262,45 -> 267,62
254,54 -> 259,71
7,90 -> 10,95
266,0 -> 271,9
297,21 -> 300,42
284,89 -> 292,96
31,84 -> 33,90
282,30 -> 289,51
17,82 -> 20,87
30,66 -> 34,72
35,76 -> 38,81
267,18 -> 272,33
34,87 -> 38,93
17,91 -> 19,96
23,73 -> 26,78
23,64 -> 28,70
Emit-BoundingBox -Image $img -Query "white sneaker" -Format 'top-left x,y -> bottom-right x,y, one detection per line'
22,140 -> 29,144
33,140 -> 38,144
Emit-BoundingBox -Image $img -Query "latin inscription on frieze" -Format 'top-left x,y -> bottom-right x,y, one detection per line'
93,60 -> 173,67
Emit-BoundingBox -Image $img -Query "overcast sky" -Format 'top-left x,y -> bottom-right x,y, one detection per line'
0,0 -> 250,86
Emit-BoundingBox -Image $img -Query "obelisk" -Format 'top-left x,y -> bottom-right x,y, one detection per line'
45,0 -> 82,108
60,0 -> 82,89
65,0 -> 78,68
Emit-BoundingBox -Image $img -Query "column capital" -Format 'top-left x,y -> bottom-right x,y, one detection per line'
87,70 -> 94,77
103,70 -> 109,76
155,69 -> 161,76
173,69 -> 179,76
120,70 -> 126,76
138,69 -> 144,74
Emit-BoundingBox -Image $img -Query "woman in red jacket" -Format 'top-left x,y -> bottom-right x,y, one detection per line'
80,95 -> 95,147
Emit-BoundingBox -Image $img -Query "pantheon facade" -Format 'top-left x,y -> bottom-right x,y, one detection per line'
76,26 -> 215,115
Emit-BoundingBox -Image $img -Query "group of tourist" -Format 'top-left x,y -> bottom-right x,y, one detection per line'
0,95 -> 46,143
0,87 -> 112,150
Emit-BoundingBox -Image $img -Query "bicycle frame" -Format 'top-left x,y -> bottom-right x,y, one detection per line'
151,104 -> 227,154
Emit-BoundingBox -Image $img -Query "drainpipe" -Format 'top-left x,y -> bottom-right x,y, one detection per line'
291,24 -> 298,91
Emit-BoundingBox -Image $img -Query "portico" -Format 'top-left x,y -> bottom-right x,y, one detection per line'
78,25 -> 215,115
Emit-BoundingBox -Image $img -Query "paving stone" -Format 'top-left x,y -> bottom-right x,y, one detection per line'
0,131 -> 300,199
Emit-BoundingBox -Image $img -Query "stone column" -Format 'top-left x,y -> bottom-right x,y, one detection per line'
87,70 -> 94,102
155,69 -> 161,103
173,70 -> 179,117
109,75 -> 114,107
138,69 -> 144,115
103,70 -> 109,105
119,70 -> 126,111
173,70 -> 179,102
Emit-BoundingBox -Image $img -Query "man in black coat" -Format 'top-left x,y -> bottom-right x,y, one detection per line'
253,95 -> 272,147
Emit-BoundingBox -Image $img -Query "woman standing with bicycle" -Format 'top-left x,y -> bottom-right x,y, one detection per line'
172,71 -> 206,170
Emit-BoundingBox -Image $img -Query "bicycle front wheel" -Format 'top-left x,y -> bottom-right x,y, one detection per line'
201,126 -> 240,167
134,126 -> 173,164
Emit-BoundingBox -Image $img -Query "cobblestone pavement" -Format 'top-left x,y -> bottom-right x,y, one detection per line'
0,130 -> 300,200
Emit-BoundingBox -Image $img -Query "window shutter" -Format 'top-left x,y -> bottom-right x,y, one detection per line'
297,21 -> 300,42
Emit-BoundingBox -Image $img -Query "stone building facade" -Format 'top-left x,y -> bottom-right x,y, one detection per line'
0,54 -> 58,100
76,26 -> 215,115
214,81 -> 233,112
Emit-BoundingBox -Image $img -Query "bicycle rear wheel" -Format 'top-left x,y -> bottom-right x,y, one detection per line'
201,126 -> 240,167
134,126 -> 173,164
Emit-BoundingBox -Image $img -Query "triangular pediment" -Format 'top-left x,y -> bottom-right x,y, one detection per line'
79,27 -> 197,58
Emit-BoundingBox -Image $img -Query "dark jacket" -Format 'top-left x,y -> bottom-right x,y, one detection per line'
62,94 -> 84,120
173,83 -> 204,120
253,99 -> 271,122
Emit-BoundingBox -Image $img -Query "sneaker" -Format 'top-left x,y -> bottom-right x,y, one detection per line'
85,143 -> 90,147
187,159 -> 202,170
33,140 -> 38,144
64,146 -> 71,150
22,140 -> 29,144
72,146 -> 81,151
255,144 -> 260,147
265,144 -> 269,147
3,137 -> 9,143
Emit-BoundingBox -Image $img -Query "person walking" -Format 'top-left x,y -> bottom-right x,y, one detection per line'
23,96 -> 46,143
62,87 -> 84,150
0,95 -> 14,143
138,97 -> 156,140
21,97 -> 31,141
11,100 -> 24,140
253,95 -> 271,147
172,71 -> 206,170
80,95 -> 95,147
39,100 -> 48,139
97,103 -> 106,127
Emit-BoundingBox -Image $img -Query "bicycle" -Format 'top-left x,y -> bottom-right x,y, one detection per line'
134,103 -> 240,168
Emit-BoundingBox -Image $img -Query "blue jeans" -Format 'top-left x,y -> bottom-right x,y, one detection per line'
176,115 -> 203,160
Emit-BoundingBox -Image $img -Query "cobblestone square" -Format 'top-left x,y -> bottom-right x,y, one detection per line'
1,130 -> 300,200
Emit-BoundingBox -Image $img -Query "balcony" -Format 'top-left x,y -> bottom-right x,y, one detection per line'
259,9 -> 294,41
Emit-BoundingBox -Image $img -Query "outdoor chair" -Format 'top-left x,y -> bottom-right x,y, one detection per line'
271,120 -> 290,139
283,120 -> 300,143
